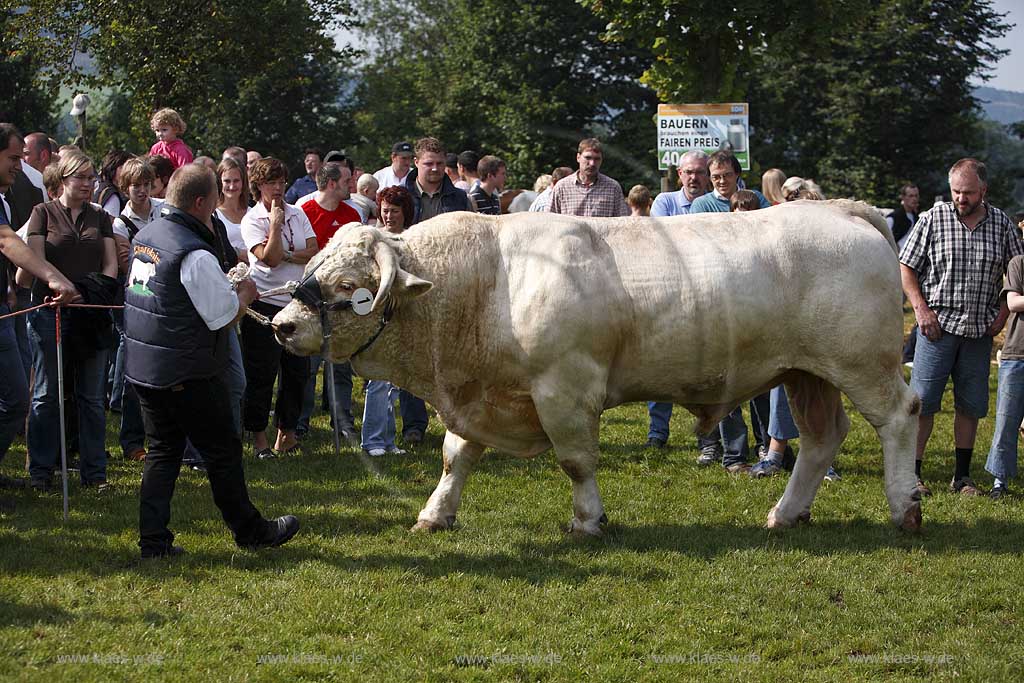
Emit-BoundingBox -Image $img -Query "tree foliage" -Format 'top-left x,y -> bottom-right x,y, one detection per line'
585,0 -> 1011,205
0,11 -> 56,133
6,1 -> 359,168
351,0 -> 658,188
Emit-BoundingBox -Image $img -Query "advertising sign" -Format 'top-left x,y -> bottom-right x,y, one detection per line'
657,103 -> 750,171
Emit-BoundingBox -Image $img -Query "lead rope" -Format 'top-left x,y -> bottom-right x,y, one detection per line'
226,263 -> 298,328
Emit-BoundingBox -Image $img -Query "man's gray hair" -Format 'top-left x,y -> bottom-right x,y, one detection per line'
948,158 -> 987,185
679,150 -> 709,166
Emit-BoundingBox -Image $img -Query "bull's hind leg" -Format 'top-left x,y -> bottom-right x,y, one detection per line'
413,431 -> 485,532
767,372 -> 848,529
839,369 -> 922,531
531,365 -> 608,536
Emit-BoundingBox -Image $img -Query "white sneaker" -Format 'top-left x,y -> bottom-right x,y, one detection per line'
366,448 -> 387,457
387,447 -> 407,455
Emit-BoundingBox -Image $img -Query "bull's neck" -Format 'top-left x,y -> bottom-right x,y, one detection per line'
350,271 -> 439,400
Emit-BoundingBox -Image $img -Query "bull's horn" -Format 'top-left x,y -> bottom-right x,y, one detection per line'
371,238 -> 398,312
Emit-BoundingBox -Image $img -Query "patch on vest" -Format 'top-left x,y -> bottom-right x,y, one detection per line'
128,247 -> 159,297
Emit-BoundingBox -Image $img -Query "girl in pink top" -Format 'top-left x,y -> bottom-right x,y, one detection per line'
148,108 -> 194,169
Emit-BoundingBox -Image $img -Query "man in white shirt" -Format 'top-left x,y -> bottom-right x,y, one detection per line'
372,141 -> 414,190
123,164 -> 299,558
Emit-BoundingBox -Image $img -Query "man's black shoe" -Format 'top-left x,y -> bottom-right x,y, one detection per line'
403,430 -> 424,446
644,437 -> 667,449
141,545 -> 186,560
245,515 -> 300,551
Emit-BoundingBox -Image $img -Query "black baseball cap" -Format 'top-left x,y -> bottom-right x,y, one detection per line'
391,141 -> 413,155
324,150 -> 346,163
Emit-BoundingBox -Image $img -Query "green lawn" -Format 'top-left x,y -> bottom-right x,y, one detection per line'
1,365 -> 1023,682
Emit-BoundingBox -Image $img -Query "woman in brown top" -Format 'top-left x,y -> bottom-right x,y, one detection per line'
24,150 -> 118,491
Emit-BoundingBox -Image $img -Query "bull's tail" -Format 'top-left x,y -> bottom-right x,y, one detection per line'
824,199 -> 898,254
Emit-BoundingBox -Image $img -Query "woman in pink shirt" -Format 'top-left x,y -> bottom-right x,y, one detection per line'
148,108 -> 194,169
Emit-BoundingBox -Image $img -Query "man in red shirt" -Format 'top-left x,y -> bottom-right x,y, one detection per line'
299,163 -> 361,249
297,161 -> 363,445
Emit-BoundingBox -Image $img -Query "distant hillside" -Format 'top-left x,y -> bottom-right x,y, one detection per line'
975,85 -> 1024,125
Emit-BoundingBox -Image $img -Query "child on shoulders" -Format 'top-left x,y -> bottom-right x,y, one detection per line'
148,108 -> 194,169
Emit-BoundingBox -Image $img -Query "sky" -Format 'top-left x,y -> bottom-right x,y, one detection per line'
981,0 -> 1024,92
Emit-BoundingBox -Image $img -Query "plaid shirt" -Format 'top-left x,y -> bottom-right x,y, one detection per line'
899,201 -> 1024,338
548,172 -> 629,217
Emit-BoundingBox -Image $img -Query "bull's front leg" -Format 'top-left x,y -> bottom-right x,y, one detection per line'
412,430 -> 484,532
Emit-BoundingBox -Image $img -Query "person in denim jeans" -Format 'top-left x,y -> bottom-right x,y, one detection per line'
901,158 -> 1024,497
985,254 -> 1024,500
359,186 -> 416,456
297,357 -> 356,443
24,151 -> 119,490
0,123 -> 80,488
645,151 -> 709,450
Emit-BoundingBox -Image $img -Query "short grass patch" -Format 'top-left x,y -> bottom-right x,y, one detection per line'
1,363 -> 1023,681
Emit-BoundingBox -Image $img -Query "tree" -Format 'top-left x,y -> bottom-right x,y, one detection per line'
6,1 -> 359,167
585,0 -> 1011,204
0,12 -> 56,132
351,0 -> 659,189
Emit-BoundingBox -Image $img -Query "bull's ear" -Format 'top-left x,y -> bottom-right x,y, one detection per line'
392,269 -> 433,300
358,227 -> 379,256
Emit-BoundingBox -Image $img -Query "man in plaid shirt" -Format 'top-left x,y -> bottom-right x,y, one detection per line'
548,138 -> 629,217
900,158 -> 1024,497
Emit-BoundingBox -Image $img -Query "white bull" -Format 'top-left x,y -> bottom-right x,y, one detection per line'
273,200 -> 922,535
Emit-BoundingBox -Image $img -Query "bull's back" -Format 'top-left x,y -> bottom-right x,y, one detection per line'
591,202 -> 903,403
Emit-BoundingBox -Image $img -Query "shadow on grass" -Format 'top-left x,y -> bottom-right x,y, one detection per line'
0,598 -> 73,628
549,517 -> 1024,557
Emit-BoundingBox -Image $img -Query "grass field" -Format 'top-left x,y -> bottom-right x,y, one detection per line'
2,360 -> 1024,682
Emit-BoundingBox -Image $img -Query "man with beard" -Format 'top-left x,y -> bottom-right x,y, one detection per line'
900,158 -> 1024,497
548,138 -> 628,217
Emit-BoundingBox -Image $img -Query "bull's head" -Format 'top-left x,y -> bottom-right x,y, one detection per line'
272,226 -> 432,361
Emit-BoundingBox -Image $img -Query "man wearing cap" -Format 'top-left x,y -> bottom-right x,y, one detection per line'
373,142 -> 414,190
284,148 -> 323,205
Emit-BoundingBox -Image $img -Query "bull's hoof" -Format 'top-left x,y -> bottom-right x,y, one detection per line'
566,517 -> 603,537
899,502 -> 922,533
797,510 -> 812,525
598,513 -> 609,526
766,505 -> 796,530
411,517 -> 453,533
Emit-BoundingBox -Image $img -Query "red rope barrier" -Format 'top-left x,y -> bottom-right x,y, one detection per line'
0,300 -> 125,321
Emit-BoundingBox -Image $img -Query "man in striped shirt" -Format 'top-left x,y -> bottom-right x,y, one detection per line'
547,138 -> 628,217
468,155 -> 506,215
900,158 -> 1024,497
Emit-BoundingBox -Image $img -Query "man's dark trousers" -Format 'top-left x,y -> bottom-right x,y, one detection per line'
134,376 -> 270,554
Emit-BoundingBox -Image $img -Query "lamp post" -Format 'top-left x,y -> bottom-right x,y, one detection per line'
69,93 -> 91,151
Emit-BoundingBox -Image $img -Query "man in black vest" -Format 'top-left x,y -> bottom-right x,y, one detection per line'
124,164 -> 298,559
888,183 -> 921,365
888,183 -> 920,250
